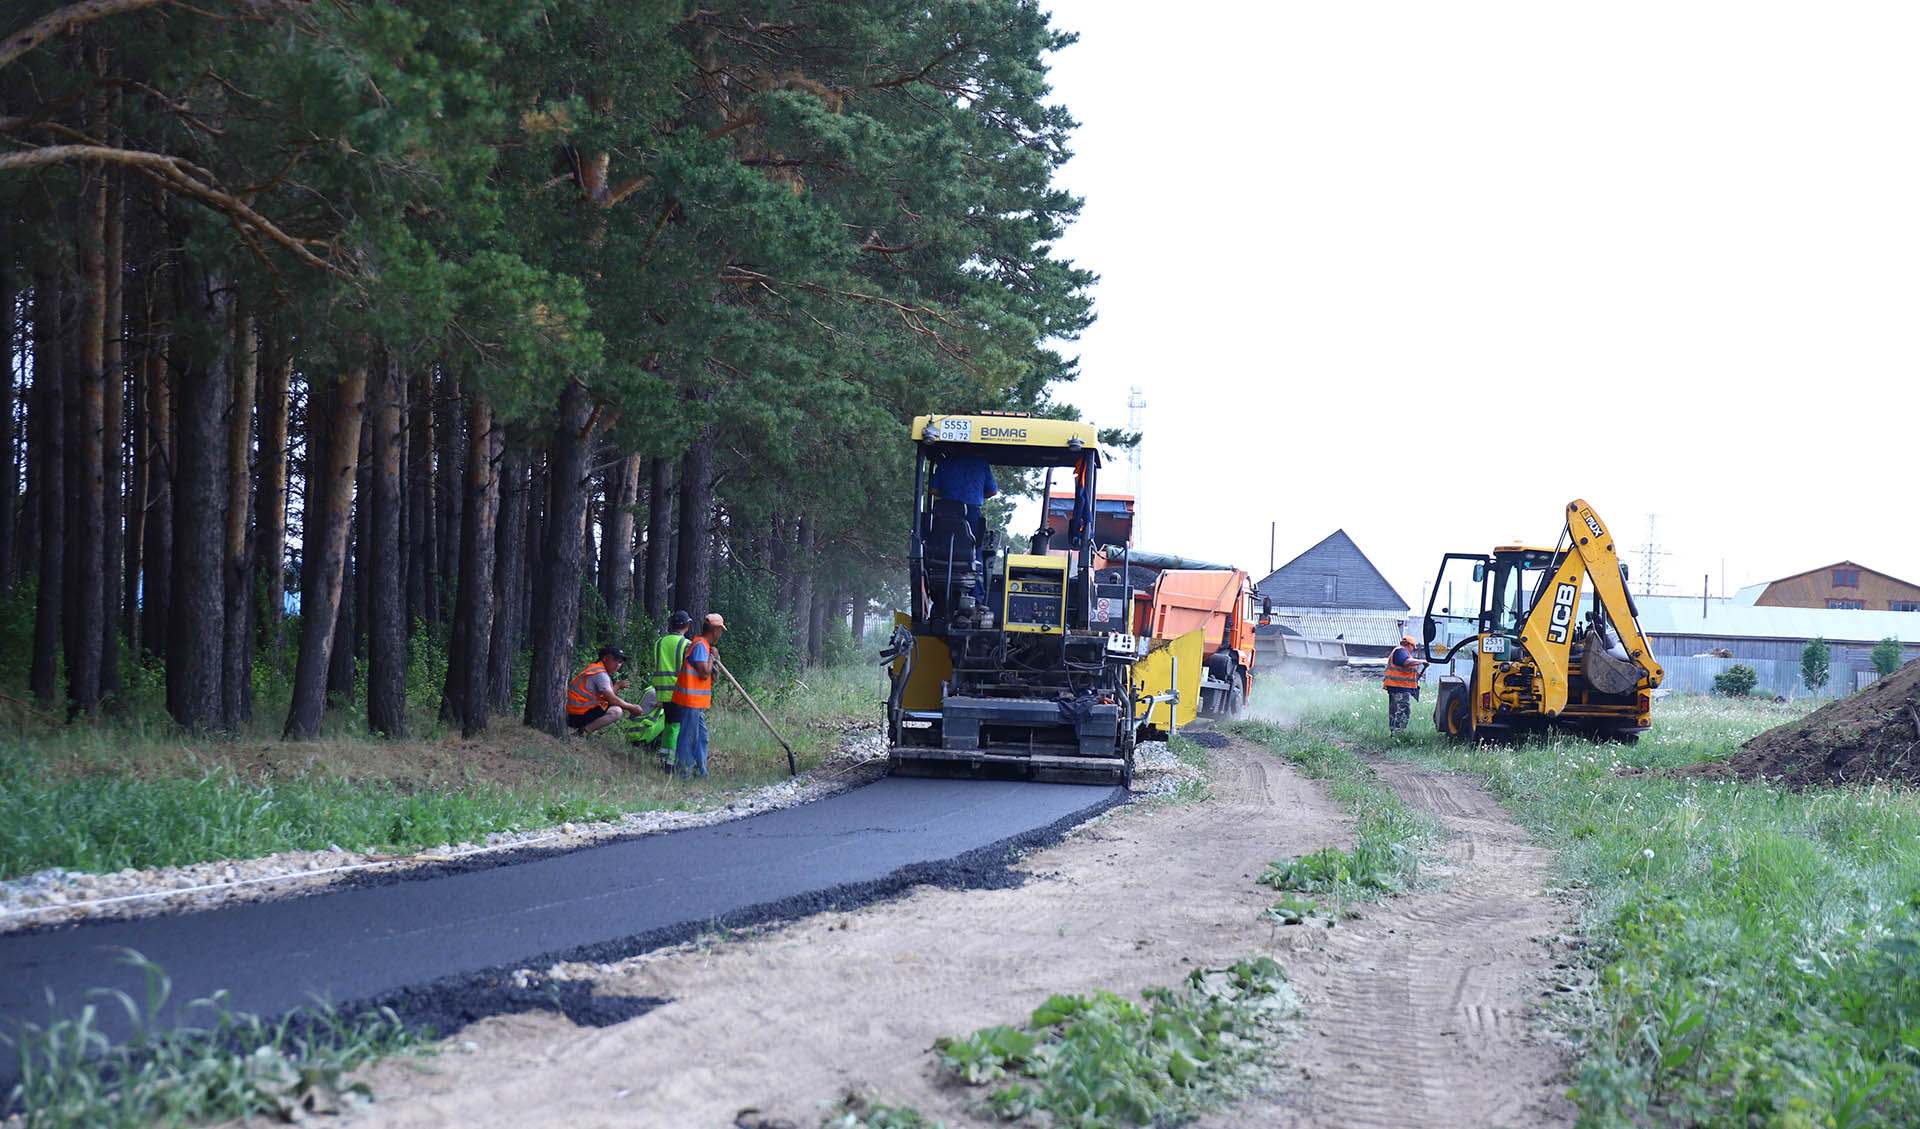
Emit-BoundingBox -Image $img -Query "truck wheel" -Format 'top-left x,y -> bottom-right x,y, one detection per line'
1226,675 -> 1246,717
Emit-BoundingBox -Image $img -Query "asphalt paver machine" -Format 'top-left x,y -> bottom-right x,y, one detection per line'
882,413 -> 1191,785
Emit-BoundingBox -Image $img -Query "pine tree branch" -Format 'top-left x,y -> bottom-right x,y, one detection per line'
2,0 -> 172,71
0,143 -> 341,275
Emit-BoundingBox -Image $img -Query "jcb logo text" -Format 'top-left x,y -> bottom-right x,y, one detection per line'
1546,582 -> 1578,644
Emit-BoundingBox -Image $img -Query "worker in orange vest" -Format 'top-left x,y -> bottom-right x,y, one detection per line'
566,645 -> 650,736
1383,634 -> 1427,736
673,613 -> 727,777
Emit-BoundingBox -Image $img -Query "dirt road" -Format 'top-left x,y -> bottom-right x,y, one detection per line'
346,736 -> 1574,1128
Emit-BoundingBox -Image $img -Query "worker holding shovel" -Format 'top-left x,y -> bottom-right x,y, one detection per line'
673,613 -> 727,778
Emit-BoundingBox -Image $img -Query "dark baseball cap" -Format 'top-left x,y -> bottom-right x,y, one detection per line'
598,644 -> 629,660
669,610 -> 693,629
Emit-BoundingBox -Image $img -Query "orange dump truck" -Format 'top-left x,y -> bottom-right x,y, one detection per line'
1043,494 -> 1257,717
1084,546 -> 1257,718
1140,560 -> 1258,717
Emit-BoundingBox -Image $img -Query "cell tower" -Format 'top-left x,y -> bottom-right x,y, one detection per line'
1126,385 -> 1145,541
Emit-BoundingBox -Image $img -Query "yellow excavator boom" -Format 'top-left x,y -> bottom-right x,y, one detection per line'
1520,499 -> 1666,716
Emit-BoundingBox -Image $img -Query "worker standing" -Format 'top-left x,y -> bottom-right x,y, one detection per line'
1384,634 -> 1427,736
673,613 -> 728,778
650,611 -> 694,770
566,645 -> 649,736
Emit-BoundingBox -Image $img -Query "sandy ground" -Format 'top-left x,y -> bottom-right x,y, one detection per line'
342,736 -> 1575,1129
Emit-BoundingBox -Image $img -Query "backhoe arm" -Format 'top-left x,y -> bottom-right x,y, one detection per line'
1517,499 -> 1665,717
1563,499 -> 1664,691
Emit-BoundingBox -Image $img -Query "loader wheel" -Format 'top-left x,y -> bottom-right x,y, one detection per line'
1436,685 -> 1472,741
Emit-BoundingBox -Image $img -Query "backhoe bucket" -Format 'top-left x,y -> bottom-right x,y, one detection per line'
1579,629 -> 1642,695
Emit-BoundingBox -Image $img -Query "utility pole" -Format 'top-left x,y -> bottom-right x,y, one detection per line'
1125,386 -> 1145,543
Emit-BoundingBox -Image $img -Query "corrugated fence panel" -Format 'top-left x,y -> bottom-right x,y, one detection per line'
1652,655 -> 1848,700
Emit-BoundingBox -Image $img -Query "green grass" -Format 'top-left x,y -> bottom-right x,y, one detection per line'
929,956 -> 1296,1128
0,662 -> 889,881
1254,676 -> 1920,1129
1222,709 -> 1437,908
4,950 -> 430,1129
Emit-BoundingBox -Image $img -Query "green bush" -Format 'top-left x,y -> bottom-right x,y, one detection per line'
1713,664 -> 1758,697
708,567 -> 797,689
1801,636 -> 1830,693
1873,636 -> 1905,679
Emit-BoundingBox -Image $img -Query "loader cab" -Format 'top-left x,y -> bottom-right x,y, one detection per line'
1421,545 -> 1557,659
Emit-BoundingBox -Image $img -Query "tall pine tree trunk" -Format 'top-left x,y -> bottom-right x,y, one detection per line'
443,397 -> 498,737
255,350 -> 292,654
807,587 -> 826,668
284,367 -> 367,739
99,166 -> 125,706
772,514 -> 792,619
29,273 -> 64,707
138,342 -> 170,660
643,456 -> 671,625
434,368 -> 462,609
366,358 -> 407,737
524,382 -> 591,737
406,369 -> 435,625
673,427 -> 715,618
328,417 -> 368,701
791,515 -> 813,671
600,452 -> 639,629
851,595 -> 867,653
165,263 -> 231,731
0,223 -> 17,595
219,308 -> 256,727
488,446 -> 529,712
66,88 -> 107,716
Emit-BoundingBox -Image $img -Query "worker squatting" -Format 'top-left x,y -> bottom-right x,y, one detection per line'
565,611 -> 729,778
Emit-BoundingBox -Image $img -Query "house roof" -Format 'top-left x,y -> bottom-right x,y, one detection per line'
1764,559 -> 1920,589
1635,595 -> 1920,644
1255,529 -> 1409,612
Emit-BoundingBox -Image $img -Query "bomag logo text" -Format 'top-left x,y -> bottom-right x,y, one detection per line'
980,426 -> 1028,439
1546,582 -> 1579,645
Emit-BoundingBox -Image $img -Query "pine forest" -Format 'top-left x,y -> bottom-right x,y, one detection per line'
0,0 -> 1096,738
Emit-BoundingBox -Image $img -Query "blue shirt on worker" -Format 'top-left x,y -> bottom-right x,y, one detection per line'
931,455 -> 999,507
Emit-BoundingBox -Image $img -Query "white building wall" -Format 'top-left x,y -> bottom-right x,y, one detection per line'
1272,606 -> 1409,648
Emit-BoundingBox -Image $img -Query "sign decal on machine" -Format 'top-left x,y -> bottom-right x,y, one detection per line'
1546,582 -> 1579,644
933,418 -> 971,442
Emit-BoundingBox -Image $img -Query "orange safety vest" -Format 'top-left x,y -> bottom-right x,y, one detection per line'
567,661 -> 610,715
1383,647 -> 1421,691
673,640 -> 716,709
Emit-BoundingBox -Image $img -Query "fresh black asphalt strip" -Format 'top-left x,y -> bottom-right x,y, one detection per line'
0,776 -> 1123,1088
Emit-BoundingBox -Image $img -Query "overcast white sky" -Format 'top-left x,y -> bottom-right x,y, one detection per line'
1031,1 -> 1917,611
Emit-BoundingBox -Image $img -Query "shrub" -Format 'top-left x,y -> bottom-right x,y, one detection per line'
1873,636 -> 1905,679
1713,664 -> 1758,697
707,567 -> 797,689
1800,636 -> 1830,693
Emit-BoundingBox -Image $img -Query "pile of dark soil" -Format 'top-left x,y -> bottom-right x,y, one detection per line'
1705,660 -> 1920,788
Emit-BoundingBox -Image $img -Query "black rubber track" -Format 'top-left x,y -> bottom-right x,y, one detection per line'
0,776 -> 1122,1092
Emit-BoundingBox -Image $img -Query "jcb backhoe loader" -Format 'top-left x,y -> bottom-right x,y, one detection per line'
1421,499 -> 1664,744
881,414 -> 1198,786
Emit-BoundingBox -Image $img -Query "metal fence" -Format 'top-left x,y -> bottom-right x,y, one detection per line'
1651,654 -> 1874,700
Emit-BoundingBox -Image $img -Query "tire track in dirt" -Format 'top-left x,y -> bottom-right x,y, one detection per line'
338,739 -> 1571,1129
1205,755 -> 1575,1129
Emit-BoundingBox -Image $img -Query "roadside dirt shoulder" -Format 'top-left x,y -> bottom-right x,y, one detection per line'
344,738 -> 1573,1129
